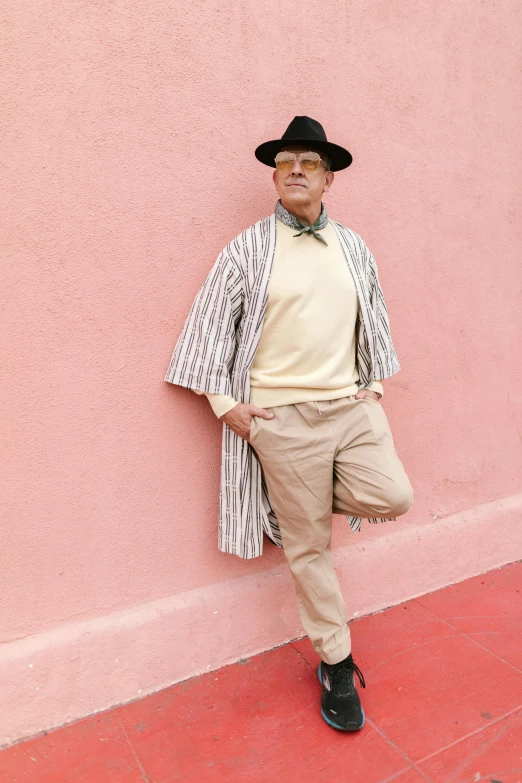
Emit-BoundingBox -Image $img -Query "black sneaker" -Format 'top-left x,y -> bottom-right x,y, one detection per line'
318,652 -> 366,731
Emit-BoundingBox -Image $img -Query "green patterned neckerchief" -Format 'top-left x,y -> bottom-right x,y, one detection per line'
275,199 -> 329,245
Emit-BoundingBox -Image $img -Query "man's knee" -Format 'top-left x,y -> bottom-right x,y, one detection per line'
363,477 -> 413,518
383,478 -> 413,516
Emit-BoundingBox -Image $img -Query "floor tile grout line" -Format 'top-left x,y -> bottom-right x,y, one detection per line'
288,640 -> 429,779
323,589 -> 522,781
116,713 -> 150,783
462,634 -> 522,675
377,764 -> 419,783
363,633 -> 463,677
413,702 -> 522,766
424,715 -> 522,783
289,624 -> 521,773
419,614 -> 516,620
411,599 -> 522,675
456,622 -> 522,675
366,717 -> 435,783
481,765 -> 522,779
289,641 -> 428,782
465,629 -> 522,635
288,643 -> 314,667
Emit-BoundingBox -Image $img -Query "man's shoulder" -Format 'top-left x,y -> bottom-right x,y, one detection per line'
225,214 -> 274,252
329,218 -> 367,250
215,215 -> 275,272
329,219 -> 377,275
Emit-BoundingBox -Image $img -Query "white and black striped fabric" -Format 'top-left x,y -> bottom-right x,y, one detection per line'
164,212 -> 401,559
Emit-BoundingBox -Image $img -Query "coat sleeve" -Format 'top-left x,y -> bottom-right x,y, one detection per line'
164,248 -> 243,396
364,242 -> 401,380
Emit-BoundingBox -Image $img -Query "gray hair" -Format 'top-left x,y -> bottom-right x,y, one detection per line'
321,152 -> 332,171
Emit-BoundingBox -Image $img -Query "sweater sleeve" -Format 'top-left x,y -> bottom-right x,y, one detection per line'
193,390 -> 239,418
365,380 -> 383,398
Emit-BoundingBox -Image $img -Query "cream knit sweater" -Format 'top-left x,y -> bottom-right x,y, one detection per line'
196,218 -> 383,417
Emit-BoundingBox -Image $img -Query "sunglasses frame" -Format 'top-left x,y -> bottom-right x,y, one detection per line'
274,150 -> 329,171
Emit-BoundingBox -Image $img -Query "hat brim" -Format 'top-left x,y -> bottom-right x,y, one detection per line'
254,138 -> 352,171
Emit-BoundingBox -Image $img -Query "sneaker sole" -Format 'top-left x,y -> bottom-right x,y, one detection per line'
318,663 -> 365,731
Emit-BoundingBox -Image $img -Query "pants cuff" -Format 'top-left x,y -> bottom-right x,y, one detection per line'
319,637 -> 352,665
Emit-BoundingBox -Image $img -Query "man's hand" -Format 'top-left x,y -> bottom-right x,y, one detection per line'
355,389 -> 382,401
220,403 -> 275,440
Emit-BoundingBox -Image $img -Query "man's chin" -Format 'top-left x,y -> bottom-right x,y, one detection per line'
283,188 -> 309,202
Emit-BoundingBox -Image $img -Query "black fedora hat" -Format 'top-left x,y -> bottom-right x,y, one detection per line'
255,115 -> 352,172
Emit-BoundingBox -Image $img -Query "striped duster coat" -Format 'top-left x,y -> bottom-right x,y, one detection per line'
164,212 -> 401,559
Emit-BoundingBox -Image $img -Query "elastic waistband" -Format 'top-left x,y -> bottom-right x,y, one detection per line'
312,396 -> 357,416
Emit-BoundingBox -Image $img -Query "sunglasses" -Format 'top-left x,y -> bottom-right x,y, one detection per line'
274,151 -> 328,172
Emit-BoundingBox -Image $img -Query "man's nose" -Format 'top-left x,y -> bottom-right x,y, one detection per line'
290,158 -> 305,175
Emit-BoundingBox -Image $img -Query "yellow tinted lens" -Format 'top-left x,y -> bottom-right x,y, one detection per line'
301,152 -> 321,170
275,153 -> 295,170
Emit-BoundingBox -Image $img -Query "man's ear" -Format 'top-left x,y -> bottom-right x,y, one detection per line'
323,171 -> 335,193
272,169 -> 278,189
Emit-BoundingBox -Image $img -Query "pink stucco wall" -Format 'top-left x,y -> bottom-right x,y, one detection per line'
2,0 -> 521,744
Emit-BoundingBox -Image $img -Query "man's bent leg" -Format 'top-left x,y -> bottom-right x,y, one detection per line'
250,402 -> 351,664
331,396 -> 413,520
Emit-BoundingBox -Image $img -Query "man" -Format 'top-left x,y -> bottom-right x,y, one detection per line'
164,116 -> 413,732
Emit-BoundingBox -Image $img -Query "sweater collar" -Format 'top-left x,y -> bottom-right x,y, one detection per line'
274,199 -> 329,245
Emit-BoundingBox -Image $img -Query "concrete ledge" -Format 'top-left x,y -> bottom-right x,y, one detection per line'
2,492 -> 522,747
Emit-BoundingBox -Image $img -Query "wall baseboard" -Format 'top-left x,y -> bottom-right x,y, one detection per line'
2,492 -> 521,747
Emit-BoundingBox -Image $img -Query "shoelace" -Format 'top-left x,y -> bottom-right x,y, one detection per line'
329,657 -> 366,696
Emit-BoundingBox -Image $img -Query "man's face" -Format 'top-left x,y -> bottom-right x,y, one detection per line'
272,146 -> 334,209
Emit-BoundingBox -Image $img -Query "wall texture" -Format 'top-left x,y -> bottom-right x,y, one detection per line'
1,0 -> 521,745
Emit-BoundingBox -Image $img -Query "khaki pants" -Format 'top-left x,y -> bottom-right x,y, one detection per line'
249,395 -> 413,665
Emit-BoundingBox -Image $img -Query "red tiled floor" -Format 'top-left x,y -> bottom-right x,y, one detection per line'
363,632 -> 522,761
391,770 -> 432,783
0,712 -> 146,783
417,707 -> 522,782
1,560 -> 521,783
117,644 -> 409,783
416,564 -> 522,671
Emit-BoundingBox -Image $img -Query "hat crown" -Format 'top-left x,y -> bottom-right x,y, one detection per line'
281,116 -> 328,143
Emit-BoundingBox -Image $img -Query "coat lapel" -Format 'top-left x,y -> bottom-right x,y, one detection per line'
329,220 -> 373,386
232,214 -> 278,402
